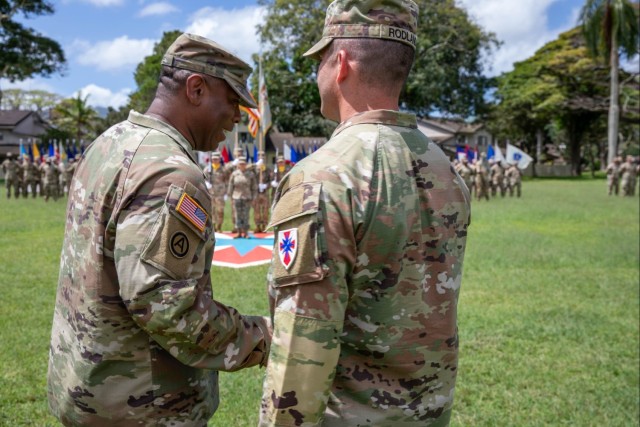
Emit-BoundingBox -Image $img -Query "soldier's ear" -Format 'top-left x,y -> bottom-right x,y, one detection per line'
185,74 -> 206,105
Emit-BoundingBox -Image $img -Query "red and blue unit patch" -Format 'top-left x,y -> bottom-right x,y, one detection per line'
177,193 -> 208,232
278,228 -> 298,270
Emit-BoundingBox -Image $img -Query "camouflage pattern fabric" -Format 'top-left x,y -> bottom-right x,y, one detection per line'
47,111 -> 270,426
489,163 -> 505,197
40,162 -> 60,201
473,162 -> 490,201
260,109 -> 471,426
620,160 -> 637,196
205,162 -> 228,229
253,163 -> 272,231
605,161 -> 621,195
505,165 -> 522,198
455,161 -> 473,196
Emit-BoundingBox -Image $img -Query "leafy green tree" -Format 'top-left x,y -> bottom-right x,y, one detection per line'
51,92 -> 100,142
579,0 -> 639,165
0,88 -> 61,112
255,0 -> 498,136
490,28 -> 614,175
128,30 -> 182,113
0,0 -> 66,107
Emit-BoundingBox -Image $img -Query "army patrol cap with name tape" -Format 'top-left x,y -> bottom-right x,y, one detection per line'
304,0 -> 419,60
162,33 -> 257,108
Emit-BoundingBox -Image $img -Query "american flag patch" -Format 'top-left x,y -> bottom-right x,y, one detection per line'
176,193 -> 208,232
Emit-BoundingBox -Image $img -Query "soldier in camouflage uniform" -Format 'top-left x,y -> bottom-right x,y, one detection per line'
473,154 -> 490,201
227,157 -> 256,238
605,156 -> 622,196
259,1 -> 471,425
47,33 -> 270,427
2,153 -> 21,199
224,146 -> 245,232
21,156 -> 39,198
620,155 -> 637,197
270,155 -> 290,201
455,156 -> 474,197
489,159 -> 506,197
204,151 -> 228,231
252,150 -> 272,233
40,156 -> 60,202
505,162 -> 522,197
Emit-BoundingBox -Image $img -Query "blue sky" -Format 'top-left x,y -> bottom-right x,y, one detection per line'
2,0 -> 594,109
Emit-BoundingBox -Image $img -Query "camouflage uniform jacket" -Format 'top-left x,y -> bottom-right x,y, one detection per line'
253,163 -> 273,193
47,111 -> 269,427
205,163 -> 228,198
506,165 -> 521,184
260,110 -> 471,426
2,158 -> 19,180
22,160 -> 39,181
228,168 -> 256,200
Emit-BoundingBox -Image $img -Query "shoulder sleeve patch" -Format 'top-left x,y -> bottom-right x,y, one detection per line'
269,182 -> 327,287
141,183 -> 214,280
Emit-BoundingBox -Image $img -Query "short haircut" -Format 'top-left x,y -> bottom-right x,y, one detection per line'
157,65 -> 194,96
325,38 -> 415,90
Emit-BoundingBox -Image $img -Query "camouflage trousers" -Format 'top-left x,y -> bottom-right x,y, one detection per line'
607,177 -> 619,195
233,198 -> 251,231
211,195 -> 226,231
253,192 -> 270,231
22,179 -> 39,198
43,183 -> 60,201
508,181 -> 521,198
5,178 -> 20,198
491,180 -> 505,197
621,178 -> 636,196
475,180 -> 489,201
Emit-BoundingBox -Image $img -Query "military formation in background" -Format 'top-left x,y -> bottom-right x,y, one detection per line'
454,155 -> 525,201
1,152 -> 76,201
606,155 -> 639,197
202,149 -> 291,238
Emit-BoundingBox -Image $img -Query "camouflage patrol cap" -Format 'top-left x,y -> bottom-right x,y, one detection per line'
211,151 -> 221,159
237,157 -> 247,164
304,0 -> 419,60
162,33 -> 257,108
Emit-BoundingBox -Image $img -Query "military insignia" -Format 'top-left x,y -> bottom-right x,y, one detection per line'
278,228 -> 298,270
176,193 -> 208,232
170,232 -> 190,258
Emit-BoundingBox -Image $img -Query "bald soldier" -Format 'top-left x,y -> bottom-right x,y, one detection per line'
47,33 -> 270,426
259,1 -> 471,425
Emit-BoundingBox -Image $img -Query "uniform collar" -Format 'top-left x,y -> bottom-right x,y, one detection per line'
332,109 -> 417,138
127,110 -> 199,165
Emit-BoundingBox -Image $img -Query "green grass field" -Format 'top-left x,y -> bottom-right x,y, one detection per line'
0,178 -> 638,426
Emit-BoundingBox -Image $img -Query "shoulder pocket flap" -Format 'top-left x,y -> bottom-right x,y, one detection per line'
268,182 -> 322,230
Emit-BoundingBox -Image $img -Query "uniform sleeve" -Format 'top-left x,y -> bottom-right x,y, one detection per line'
259,180 -> 354,427
114,166 -> 269,371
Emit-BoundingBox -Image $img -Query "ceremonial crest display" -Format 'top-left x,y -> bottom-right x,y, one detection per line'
278,229 -> 298,270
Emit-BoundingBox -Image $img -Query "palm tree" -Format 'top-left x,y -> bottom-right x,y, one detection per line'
579,0 -> 639,165
52,92 -> 100,142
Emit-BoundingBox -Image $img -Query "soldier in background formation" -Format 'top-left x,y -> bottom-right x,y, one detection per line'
605,156 -> 622,196
505,162 -> 522,197
22,156 -> 39,198
455,156 -> 474,198
2,153 -> 21,198
473,154 -> 490,201
619,155 -> 638,197
489,158 -> 506,197
227,157 -> 256,238
40,156 -> 60,202
252,150 -> 271,233
204,152 -> 228,231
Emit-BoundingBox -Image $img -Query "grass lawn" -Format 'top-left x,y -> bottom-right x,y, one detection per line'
0,178 -> 638,426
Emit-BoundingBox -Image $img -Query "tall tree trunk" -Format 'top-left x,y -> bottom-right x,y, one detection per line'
607,35 -> 620,165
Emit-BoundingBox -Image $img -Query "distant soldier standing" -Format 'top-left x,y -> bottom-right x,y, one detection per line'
227,157 -> 256,238
252,150 -> 271,233
620,155 -> 638,196
490,159 -> 506,197
205,152 -> 228,231
506,162 -> 522,197
455,155 -> 474,196
605,156 -> 622,195
2,153 -> 21,199
473,154 -> 490,201
22,156 -> 39,198
40,157 -> 60,202
270,154 -> 289,201
224,146 -> 245,232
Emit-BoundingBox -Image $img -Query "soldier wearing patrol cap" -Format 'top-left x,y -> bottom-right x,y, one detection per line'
270,154 -> 289,201
227,156 -> 256,238
252,150 -> 271,233
260,1 -> 470,426
205,151 -> 228,230
2,152 -> 21,199
47,33 -> 270,426
224,145 -> 246,232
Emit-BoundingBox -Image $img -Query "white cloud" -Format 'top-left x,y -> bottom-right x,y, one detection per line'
139,2 -> 179,17
458,0 -> 579,75
80,0 -> 124,6
73,84 -> 131,109
185,6 -> 266,65
75,36 -> 156,71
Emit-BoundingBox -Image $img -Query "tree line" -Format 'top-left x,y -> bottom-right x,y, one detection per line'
2,0 -> 638,174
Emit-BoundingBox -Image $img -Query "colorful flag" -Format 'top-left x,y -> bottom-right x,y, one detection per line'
32,142 -> 41,162
220,145 -> 230,163
240,105 -> 260,138
488,144 -> 506,165
253,145 -> 258,163
19,140 -> 26,159
506,143 -> 533,169
48,141 -> 55,158
176,193 -> 208,232
283,142 -> 291,161
259,62 -> 272,137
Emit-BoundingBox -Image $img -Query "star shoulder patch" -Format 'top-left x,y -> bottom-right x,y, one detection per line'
278,228 -> 298,270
